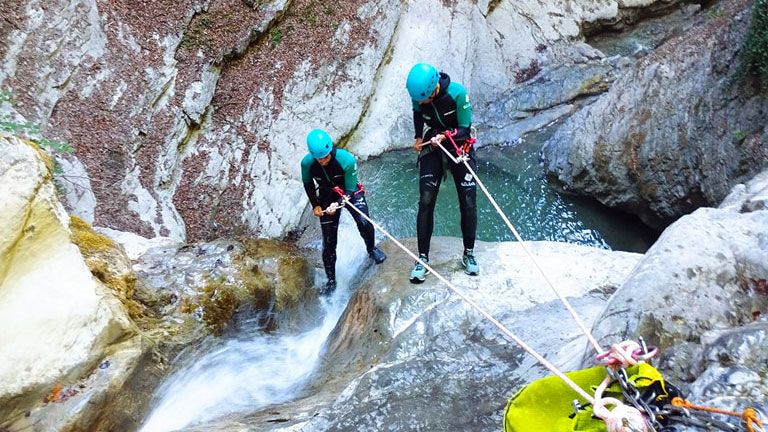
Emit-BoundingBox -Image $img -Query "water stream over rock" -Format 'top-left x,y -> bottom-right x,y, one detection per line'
139,236 -> 369,431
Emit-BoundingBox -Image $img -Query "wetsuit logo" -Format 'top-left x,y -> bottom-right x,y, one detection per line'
461,173 -> 475,187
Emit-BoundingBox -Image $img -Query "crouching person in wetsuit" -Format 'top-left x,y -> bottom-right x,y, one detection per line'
301,128 -> 387,295
406,63 -> 479,283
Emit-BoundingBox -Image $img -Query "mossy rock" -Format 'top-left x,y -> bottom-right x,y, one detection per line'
276,255 -> 311,310
130,238 -> 315,338
69,216 -> 145,319
239,263 -> 274,310
239,237 -> 312,310
200,280 -> 239,336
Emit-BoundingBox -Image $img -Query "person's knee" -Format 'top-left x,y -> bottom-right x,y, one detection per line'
321,230 -> 338,249
463,194 -> 476,211
419,189 -> 437,208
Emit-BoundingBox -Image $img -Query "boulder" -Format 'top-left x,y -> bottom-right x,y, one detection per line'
0,134 -> 137,429
132,238 -> 316,335
586,170 -> 768,421
543,0 -> 768,230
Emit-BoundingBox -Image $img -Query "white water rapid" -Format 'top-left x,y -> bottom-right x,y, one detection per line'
139,216 -> 370,432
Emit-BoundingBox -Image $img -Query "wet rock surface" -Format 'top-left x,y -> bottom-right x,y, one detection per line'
176,173 -> 767,432
180,237 -> 642,431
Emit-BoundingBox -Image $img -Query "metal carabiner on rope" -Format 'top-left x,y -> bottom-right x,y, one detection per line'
323,186 -> 350,214
322,201 -> 344,214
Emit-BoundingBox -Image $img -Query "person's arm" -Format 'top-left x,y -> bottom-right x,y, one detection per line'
412,101 -> 425,140
335,149 -> 359,194
300,155 -> 321,208
449,83 -> 472,141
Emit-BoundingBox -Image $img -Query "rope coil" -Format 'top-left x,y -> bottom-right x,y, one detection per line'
596,340 -> 659,368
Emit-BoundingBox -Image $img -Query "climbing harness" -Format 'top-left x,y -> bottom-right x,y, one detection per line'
323,184 -> 368,214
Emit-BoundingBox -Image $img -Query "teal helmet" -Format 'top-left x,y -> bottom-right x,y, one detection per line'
406,63 -> 439,101
306,128 -> 333,159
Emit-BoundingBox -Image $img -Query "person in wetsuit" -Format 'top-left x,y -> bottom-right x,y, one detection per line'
405,63 -> 479,283
301,128 -> 386,294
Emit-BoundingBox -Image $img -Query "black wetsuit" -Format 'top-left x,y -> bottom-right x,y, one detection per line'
413,72 -> 476,258
301,148 -> 375,282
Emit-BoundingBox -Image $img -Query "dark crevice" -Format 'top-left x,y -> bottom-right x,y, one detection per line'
151,76 -> 176,110
336,6 -> 401,152
215,1 -> 292,66
486,0 -> 503,17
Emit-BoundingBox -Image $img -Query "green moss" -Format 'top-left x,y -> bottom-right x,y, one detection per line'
70,215 -> 116,254
69,215 -> 144,318
239,238 -> 312,310
181,13 -> 214,50
276,255 -> 311,310
743,0 -> 768,77
270,28 -> 283,47
239,264 -> 273,310
706,5 -> 724,19
200,280 -> 238,336
732,129 -> 748,143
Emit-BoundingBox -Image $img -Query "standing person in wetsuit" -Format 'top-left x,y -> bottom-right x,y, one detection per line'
406,63 -> 479,283
301,128 -> 387,294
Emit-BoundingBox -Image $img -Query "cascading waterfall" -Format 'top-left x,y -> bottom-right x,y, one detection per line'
139,217 -> 369,432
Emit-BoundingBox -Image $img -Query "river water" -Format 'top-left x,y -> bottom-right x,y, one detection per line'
358,127 -> 658,253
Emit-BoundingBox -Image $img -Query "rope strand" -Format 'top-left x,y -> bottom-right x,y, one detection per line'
434,135 -> 604,354
341,195 -> 596,404
671,398 -> 764,432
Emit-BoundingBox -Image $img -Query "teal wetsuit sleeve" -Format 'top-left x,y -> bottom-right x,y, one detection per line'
300,154 -> 320,207
455,90 -> 471,128
446,82 -> 471,128
301,154 -> 313,183
335,149 -> 359,192
412,101 -> 424,139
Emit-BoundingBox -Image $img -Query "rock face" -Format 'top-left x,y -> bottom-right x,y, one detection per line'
587,170 -> 768,421
543,0 -> 768,230
0,133 -> 137,427
1,0 -> 697,241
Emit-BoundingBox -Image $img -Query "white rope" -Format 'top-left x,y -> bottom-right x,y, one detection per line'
341,194 -> 596,404
432,138 -> 604,354
592,374 -> 650,432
